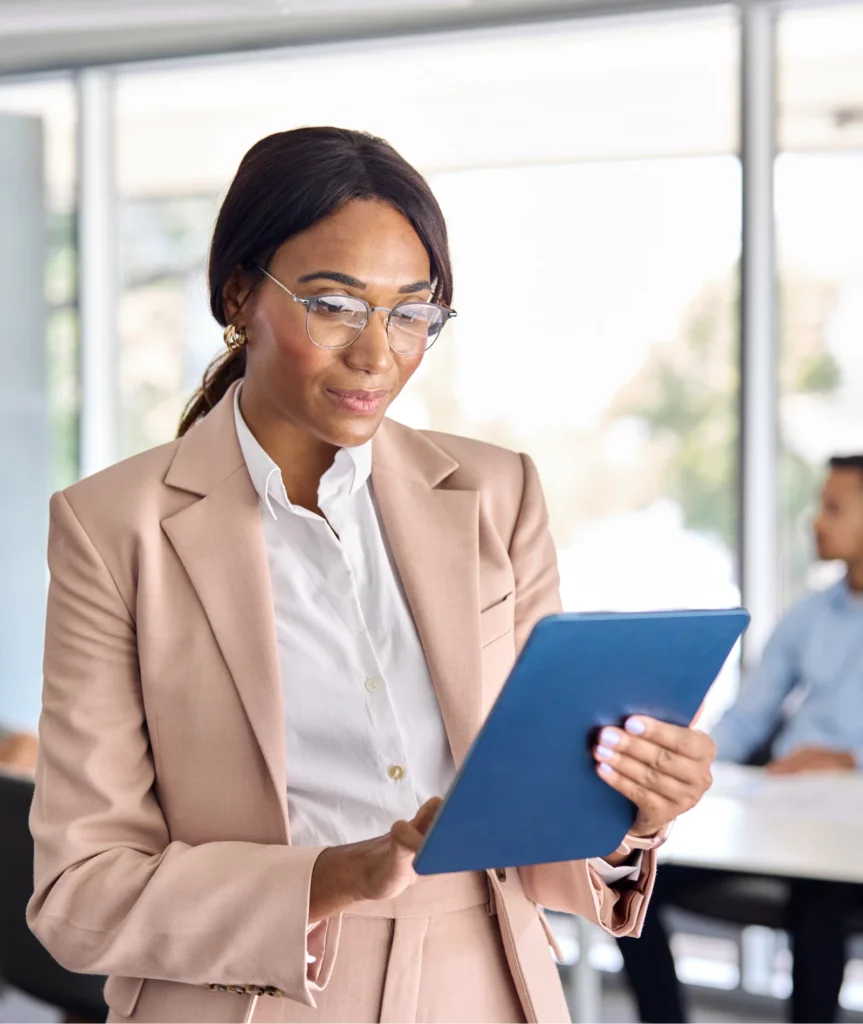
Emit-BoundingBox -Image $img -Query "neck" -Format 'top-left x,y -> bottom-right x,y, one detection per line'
239,383 -> 337,514
846,560 -> 863,594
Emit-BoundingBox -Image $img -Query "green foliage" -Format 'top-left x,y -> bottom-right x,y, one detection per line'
613,266 -> 841,571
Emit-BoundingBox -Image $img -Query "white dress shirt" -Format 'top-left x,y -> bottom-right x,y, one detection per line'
233,389 -> 639,881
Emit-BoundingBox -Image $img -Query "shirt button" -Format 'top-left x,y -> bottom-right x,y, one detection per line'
364,677 -> 381,693
387,764 -> 406,782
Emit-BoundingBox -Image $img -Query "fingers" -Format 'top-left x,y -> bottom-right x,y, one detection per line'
593,717 -> 715,834
594,720 -> 714,787
596,760 -> 677,824
622,716 -> 715,761
597,752 -> 694,802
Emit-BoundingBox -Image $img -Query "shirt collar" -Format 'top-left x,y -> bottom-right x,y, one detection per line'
823,576 -> 863,611
233,384 -> 372,520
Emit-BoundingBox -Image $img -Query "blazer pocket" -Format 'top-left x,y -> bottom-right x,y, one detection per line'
480,592 -> 515,648
104,975 -> 145,1019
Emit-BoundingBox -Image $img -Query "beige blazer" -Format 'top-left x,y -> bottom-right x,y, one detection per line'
28,382 -> 655,1023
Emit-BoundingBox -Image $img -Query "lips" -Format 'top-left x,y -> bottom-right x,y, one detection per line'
328,389 -> 389,401
326,387 -> 390,415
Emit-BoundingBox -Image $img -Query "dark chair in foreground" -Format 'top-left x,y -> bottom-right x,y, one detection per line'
0,769 -> 108,1022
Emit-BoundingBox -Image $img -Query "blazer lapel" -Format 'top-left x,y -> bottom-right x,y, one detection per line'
161,386 -> 289,836
372,421 -> 483,766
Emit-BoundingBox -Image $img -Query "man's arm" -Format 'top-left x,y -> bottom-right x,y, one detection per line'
710,603 -> 809,763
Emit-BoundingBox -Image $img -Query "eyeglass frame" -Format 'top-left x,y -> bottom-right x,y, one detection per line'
255,265 -> 457,353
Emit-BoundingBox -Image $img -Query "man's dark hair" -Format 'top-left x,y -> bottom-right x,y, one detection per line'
828,454 -> 863,478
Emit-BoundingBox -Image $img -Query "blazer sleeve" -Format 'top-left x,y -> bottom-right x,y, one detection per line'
27,491 -> 339,1006
509,454 -> 656,937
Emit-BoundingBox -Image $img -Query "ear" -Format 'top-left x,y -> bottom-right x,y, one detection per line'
222,267 -> 258,326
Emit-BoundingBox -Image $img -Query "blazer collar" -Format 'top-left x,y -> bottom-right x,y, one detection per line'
164,381 -> 246,497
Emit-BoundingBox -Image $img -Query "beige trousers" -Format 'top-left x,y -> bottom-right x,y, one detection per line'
120,873 -> 529,1024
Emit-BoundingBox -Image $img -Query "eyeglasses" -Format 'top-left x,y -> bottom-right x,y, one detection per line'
257,266 -> 456,355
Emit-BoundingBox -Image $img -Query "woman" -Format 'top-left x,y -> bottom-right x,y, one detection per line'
29,127 -> 715,1024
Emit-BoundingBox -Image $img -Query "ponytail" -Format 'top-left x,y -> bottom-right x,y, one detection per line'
177,347 -> 246,438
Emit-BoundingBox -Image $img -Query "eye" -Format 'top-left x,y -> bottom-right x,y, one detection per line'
391,303 -> 444,333
308,296 -> 350,318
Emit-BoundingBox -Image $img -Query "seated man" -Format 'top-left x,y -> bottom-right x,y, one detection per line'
618,454 -> 863,1024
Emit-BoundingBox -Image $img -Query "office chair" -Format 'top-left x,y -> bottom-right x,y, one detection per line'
0,770 -> 108,1022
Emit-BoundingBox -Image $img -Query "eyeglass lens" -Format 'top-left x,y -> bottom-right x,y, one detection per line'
305,295 -> 447,353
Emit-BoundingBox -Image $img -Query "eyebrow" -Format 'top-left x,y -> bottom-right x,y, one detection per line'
296,270 -> 432,294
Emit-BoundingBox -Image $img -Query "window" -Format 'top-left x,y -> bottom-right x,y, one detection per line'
777,7 -> 863,605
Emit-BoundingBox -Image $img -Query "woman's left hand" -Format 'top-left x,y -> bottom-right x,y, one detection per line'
594,716 -> 716,837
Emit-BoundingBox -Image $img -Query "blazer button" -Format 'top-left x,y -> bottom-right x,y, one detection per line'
495,868 -> 507,882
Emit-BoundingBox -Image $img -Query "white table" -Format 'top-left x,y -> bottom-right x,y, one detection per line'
660,763 -> 863,883
566,764 -> 863,1022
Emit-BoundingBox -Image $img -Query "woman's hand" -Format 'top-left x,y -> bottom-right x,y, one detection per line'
353,797 -> 442,901
594,716 -> 715,837
309,798 -> 441,923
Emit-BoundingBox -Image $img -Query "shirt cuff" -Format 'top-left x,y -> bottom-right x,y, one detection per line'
588,852 -> 644,884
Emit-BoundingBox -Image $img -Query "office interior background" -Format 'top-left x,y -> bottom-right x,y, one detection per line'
1,0 -> 862,1021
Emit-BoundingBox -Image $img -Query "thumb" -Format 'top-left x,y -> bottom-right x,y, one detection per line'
411,797 -> 443,837
391,819 -> 424,854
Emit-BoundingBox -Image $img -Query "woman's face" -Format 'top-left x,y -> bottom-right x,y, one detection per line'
228,199 -> 433,449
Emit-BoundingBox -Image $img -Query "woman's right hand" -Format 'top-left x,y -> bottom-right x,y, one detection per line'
309,797 -> 442,923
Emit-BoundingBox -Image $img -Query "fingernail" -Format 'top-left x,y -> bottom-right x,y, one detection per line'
625,717 -> 646,735
595,745 -> 615,761
599,728 -> 621,747
598,762 -> 614,776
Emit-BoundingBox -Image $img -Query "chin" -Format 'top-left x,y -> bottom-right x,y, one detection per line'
325,414 -> 385,449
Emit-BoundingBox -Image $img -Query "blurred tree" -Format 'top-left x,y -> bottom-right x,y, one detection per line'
610,266 -> 841,577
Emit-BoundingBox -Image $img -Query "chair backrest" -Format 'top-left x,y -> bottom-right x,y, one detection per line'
0,769 -> 108,1020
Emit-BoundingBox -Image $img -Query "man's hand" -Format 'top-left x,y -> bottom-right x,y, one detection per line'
594,717 -> 715,837
767,746 -> 856,775
0,732 -> 38,774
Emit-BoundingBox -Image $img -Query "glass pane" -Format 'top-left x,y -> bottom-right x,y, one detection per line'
777,6 -> 863,607
0,77 -> 78,490
778,5 -> 863,153
775,153 -> 863,604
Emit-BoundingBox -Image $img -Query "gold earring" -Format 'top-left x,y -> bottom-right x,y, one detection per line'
223,323 -> 248,352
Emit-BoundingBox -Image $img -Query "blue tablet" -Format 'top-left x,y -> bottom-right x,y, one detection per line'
413,608 -> 749,875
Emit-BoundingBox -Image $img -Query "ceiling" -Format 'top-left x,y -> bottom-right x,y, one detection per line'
0,0 -> 723,75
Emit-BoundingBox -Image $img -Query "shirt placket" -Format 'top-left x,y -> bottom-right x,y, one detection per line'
322,495 -> 420,819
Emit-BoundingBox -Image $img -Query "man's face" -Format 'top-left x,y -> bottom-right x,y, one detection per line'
813,467 -> 863,564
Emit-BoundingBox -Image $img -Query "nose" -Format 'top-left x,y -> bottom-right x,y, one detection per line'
344,308 -> 394,375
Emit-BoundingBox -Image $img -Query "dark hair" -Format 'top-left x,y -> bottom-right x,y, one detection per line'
829,454 -> 863,479
178,127 -> 453,437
